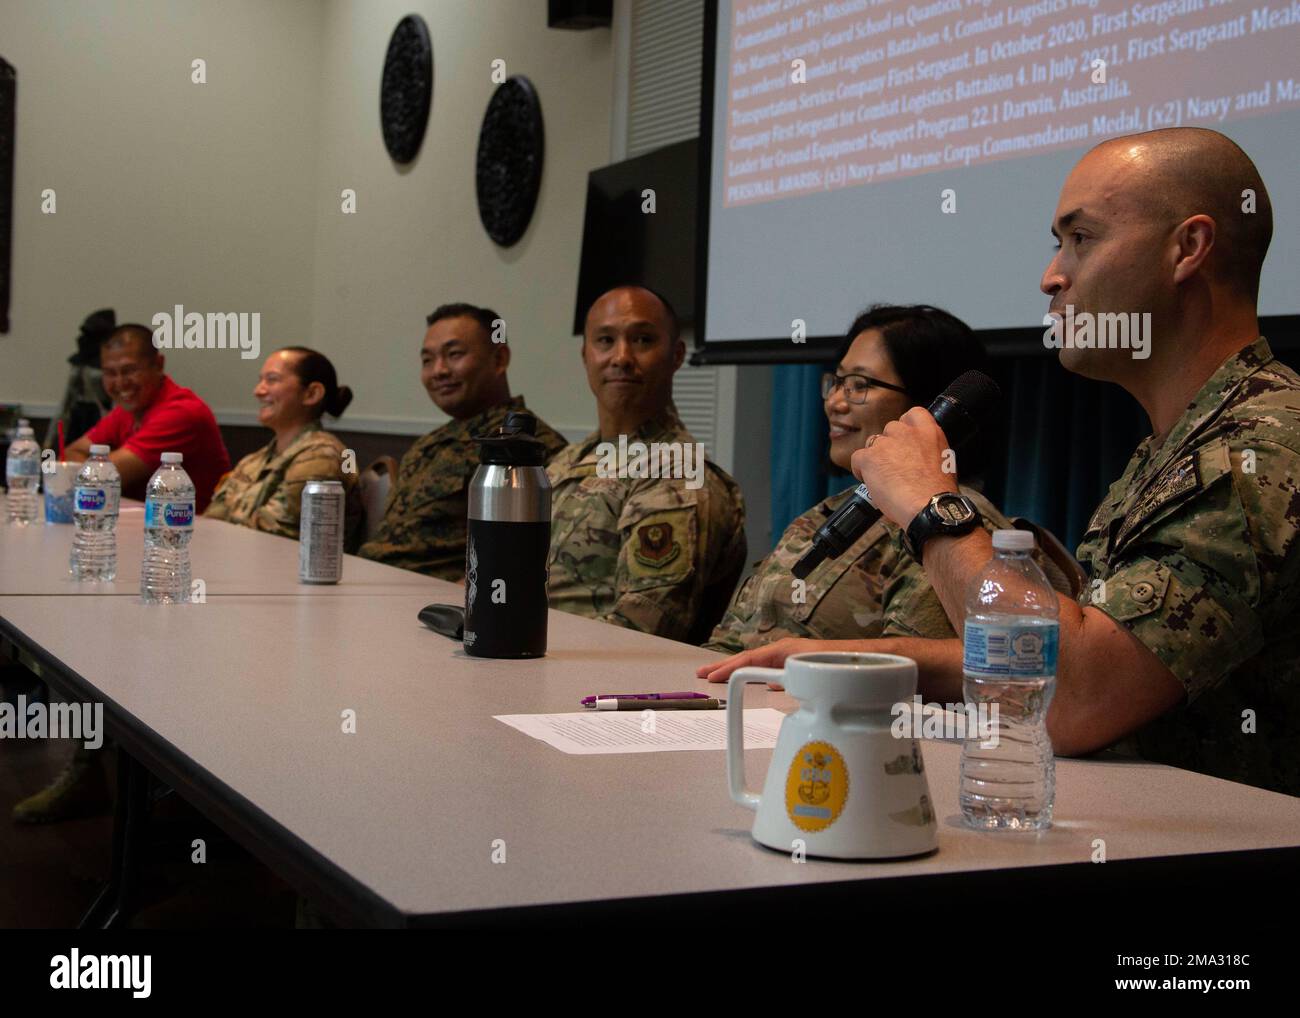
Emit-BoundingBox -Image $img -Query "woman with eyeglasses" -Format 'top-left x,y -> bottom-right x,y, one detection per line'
703,303 -> 1018,655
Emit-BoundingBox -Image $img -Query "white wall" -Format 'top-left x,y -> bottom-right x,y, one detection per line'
0,0 -> 324,415
0,0 -> 613,440
309,0 -> 612,436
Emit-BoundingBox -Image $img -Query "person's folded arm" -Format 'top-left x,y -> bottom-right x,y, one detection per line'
696,593 -> 1182,755
251,446 -> 345,539
849,407 -> 1190,756
1044,594 -> 1186,755
106,447 -> 150,490
697,635 -> 966,699
898,517 -> 1187,756
65,435 -> 92,462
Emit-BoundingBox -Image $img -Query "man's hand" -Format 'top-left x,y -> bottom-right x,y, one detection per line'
849,407 -> 955,528
696,638 -> 839,687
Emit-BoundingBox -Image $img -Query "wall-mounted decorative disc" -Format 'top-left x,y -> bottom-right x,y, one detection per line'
475,76 -> 544,247
380,15 -> 432,164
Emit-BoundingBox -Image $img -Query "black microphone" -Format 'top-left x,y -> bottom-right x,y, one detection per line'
791,370 -> 1001,579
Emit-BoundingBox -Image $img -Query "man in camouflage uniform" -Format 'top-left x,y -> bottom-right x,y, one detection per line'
702,129 -> 1299,796
1072,333 -> 1299,795
548,285 -> 747,644
359,303 -> 566,580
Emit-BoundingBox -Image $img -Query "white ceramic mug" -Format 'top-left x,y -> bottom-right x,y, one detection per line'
728,652 -> 937,860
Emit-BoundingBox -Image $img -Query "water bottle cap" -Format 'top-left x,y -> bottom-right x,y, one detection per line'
17,418 -> 29,426
89,444 -> 111,456
161,451 -> 183,464
992,529 -> 1035,551
474,412 -> 547,467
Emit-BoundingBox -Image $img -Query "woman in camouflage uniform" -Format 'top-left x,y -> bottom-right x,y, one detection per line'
205,347 -> 359,542
705,304 -> 1015,654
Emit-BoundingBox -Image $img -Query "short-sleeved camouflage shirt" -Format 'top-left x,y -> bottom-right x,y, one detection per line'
1076,337 -> 1300,796
204,422 -> 357,542
704,485 -> 1021,654
358,396 -> 567,581
547,403 -> 747,643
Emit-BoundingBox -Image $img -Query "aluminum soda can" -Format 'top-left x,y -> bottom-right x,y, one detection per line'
300,480 -> 344,584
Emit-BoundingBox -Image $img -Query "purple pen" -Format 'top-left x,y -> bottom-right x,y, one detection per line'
580,691 -> 711,707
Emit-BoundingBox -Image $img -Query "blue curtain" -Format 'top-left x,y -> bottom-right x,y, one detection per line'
987,357 -> 1149,548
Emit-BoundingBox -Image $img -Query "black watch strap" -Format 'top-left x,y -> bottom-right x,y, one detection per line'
905,493 -> 981,564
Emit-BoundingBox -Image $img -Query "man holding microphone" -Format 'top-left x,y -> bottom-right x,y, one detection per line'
702,127 -> 1300,797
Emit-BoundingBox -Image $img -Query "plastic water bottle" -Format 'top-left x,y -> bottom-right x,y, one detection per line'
141,452 -> 195,604
71,445 -> 122,580
5,425 -> 41,525
960,529 -> 1060,830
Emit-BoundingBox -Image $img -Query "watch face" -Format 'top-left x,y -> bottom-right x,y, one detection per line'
934,494 -> 974,526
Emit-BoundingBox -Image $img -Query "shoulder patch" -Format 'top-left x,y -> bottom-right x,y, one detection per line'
625,507 -> 696,583
634,520 -> 681,569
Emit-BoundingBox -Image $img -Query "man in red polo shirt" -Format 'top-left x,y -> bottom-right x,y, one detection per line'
66,323 -> 230,510
14,324 -> 231,824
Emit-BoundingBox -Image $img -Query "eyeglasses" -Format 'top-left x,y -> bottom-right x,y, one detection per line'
820,372 -> 908,404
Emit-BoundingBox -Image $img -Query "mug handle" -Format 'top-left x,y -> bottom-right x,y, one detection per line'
727,667 -> 784,811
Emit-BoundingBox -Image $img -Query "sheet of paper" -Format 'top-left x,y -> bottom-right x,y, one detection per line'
494,708 -> 786,755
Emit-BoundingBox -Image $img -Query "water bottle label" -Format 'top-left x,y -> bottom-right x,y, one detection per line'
964,622 -> 1059,677
7,458 -> 40,478
145,499 -> 195,529
75,486 -> 109,513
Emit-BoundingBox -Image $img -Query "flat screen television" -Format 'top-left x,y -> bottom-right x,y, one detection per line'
571,138 -> 696,336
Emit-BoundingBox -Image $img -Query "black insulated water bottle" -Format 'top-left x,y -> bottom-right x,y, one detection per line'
464,411 -> 552,658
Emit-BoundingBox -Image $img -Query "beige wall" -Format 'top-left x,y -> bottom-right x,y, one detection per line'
0,0 -> 324,417
309,0 -> 611,436
0,0 -> 613,438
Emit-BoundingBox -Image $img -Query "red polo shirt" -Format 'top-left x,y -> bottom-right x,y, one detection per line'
86,375 -> 230,511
